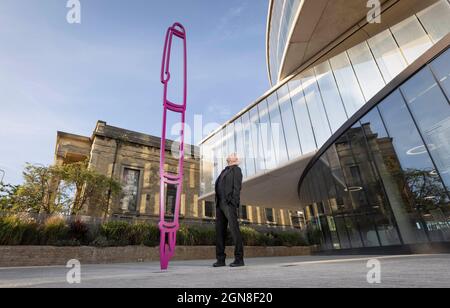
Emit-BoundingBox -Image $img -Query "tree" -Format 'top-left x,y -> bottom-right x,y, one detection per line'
2,162 -> 121,216
14,164 -> 63,214
0,183 -> 20,212
56,161 -> 122,216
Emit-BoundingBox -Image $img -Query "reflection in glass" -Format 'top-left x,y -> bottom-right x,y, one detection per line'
347,42 -> 386,100
250,106 -> 266,173
329,52 -> 366,115
314,61 -> 349,132
368,29 -> 408,83
121,168 -> 140,212
267,94 -> 289,164
288,79 -> 317,154
234,117 -> 247,177
391,16 -> 433,64
241,112 -> 256,177
277,85 -> 302,159
430,48 -> 450,101
400,67 -> 450,191
416,0 -> 450,44
379,91 -> 449,242
302,70 -> 332,148
258,100 -> 277,169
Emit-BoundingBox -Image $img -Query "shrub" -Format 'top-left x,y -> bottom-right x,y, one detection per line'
274,231 -> 307,247
129,223 -> 159,247
143,224 -> 160,247
189,225 -> 216,246
42,216 -> 69,245
0,215 -> 39,245
100,221 -> 132,246
240,226 -> 261,246
177,225 -> 194,246
0,215 -> 310,248
69,219 -> 89,244
91,235 -> 110,248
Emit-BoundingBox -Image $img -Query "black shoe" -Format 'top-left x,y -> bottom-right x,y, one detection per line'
229,260 -> 245,267
213,261 -> 226,268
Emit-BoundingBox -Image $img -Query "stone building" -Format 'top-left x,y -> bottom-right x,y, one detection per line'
54,121 -> 302,229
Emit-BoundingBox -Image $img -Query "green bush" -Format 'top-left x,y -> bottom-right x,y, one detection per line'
91,235 -> 110,248
69,220 -> 89,244
274,231 -> 307,247
100,221 -> 133,246
0,216 -> 40,245
0,215 -> 309,248
177,225 -> 194,246
129,223 -> 159,247
42,216 -> 69,245
240,226 -> 262,246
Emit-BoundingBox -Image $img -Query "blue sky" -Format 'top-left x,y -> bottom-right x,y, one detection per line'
0,0 -> 269,184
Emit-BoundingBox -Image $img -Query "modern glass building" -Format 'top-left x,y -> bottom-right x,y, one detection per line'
200,0 -> 450,252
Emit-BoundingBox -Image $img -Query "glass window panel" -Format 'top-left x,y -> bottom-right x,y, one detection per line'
314,61 -> 349,132
391,15 -> 433,64
301,70 -> 332,148
345,216 -> 364,248
212,131 -> 224,182
288,79 -> 317,154
221,127 -> 227,170
200,138 -> 215,195
416,0 -> 450,44
367,29 -> 408,83
360,108 -> 427,245
267,94 -> 289,164
234,117 -> 247,178
356,214 -> 381,247
347,120 -> 402,246
329,52 -> 366,115
430,48 -> 450,100
277,85 -> 302,159
379,91 -> 447,243
258,100 -> 278,169
325,147 -> 364,248
400,67 -> 450,191
249,106 -> 266,173
241,112 -> 256,177
347,42 -> 386,100
225,123 -> 235,159
121,168 -> 140,212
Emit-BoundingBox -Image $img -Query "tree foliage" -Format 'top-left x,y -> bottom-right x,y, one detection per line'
0,162 -> 122,216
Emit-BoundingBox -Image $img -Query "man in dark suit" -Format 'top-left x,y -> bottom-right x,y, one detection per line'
213,153 -> 245,268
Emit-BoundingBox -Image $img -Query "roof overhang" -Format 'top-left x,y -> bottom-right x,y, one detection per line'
199,151 -> 316,210
278,0 -> 439,81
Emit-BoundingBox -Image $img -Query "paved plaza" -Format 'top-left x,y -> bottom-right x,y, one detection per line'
0,254 -> 449,288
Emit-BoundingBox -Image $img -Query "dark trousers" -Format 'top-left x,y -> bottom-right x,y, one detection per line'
216,200 -> 244,262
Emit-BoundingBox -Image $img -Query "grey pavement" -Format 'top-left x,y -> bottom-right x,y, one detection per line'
0,254 -> 449,288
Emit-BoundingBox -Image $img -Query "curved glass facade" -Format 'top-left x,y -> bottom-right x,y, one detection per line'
268,0 -> 301,85
299,47 -> 450,250
201,0 -> 450,197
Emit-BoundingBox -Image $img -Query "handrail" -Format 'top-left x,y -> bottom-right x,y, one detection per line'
159,22 -> 188,270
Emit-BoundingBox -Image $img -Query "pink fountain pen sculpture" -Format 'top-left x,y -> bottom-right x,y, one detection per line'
159,23 -> 187,271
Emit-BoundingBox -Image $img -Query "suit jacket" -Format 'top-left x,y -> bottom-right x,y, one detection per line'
215,165 -> 243,208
